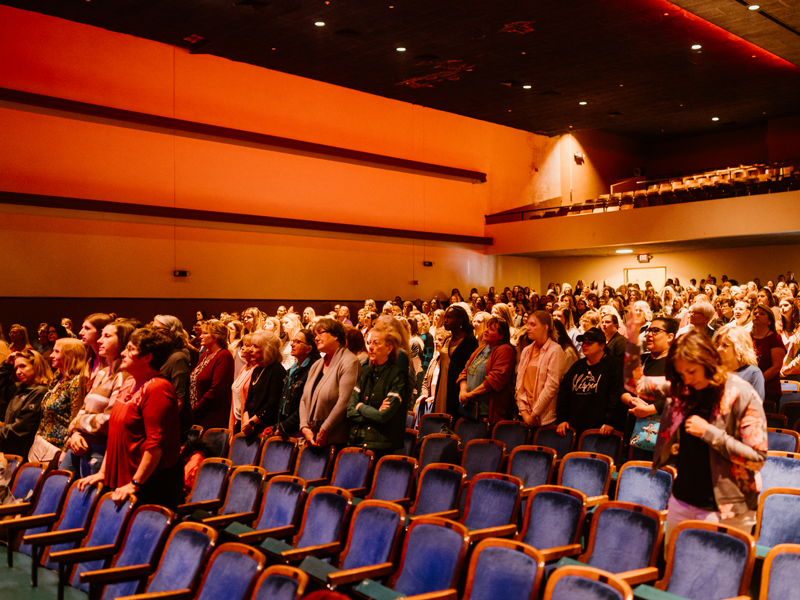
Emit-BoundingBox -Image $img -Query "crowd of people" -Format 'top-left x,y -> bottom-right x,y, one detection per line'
0,269 -> 796,538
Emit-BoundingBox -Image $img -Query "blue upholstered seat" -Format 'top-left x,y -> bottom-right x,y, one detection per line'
545,565 -> 632,600
294,445 -> 334,486
461,439 -> 505,481
418,434 -> 460,470
181,458 -> 232,515
222,476 -> 304,545
533,426 -> 575,460
418,413 -> 453,439
84,506 -> 174,600
251,565 -> 308,600
460,474 -> 522,541
13,471 -> 74,560
203,428 -> 232,458
405,412 -> 416,430
409,463 -> 465,519
634,521 -> 755,600
400,429 -> 418,457
462,539 -> 544,600
614,462 -> 673,513
331,448 -> 374,494
455,418 -> 490,447
761,452 -> 800,491
767,429 -> 800,453
148,523 -> 218,594
517,485 -> 586,561
366,455 -> 417,503
355,517 -> 470,599
575,502 -> 662,582
230,433 -> 263,466
509,446 -> 556,491
10,461 -> 45,501
195,543 -> 266,600
558,452 -> 613,503
755,489 -> 800,558
260,437 -> 297,475
493,420 -> 530,454
759,544 -> 800,600
578,430 -> 623,463
260,487 -> 351,563
299,500 -> 405,587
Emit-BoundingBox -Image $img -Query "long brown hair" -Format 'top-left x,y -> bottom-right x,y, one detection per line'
665,329 -> 727,395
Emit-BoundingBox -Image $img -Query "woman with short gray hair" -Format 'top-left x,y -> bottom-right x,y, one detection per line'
241,330 -> 285,436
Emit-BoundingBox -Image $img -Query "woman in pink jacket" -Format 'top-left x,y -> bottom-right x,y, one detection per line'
516,311 -> 566,428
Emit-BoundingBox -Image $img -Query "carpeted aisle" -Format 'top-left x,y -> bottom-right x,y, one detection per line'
0,546 -> 87,600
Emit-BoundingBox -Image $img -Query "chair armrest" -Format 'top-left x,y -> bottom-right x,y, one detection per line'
466,524 -> 517,542
538,544 -> 582,562
632,584 -> 689,600
202,511 -> 256,528
0,502 -> 31,516
49,544 -> 118,564
349,487 -> 369,498
235,525 -> 296,544
303,478 -> 329,487
264,470 -> 292,480
115,589 -> 193,600
23,527 -> 86,547
281,541 -> 341,562
80,563 -> 154,585
175,499 -> 223,515
3,512 -> 59,531
327,562 -> 395,586
393,498 -> 412,508
585,495 -> 609,508
403,590 -> 459,600
409,509 -> 459,522
617,567 -> 660,586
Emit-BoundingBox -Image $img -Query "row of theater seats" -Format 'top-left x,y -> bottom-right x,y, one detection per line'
3,452 -> 800,600
529,160 -> 800,219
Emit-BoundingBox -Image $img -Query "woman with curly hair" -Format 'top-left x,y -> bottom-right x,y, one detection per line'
190,320 -> 235,430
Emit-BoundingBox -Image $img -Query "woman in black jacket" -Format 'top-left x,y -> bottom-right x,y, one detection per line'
0,350 -> 53,457
241,330 -> 286,436
272,329 -> 320,438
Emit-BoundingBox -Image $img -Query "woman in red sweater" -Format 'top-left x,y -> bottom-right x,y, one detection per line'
190,320 -> 235,430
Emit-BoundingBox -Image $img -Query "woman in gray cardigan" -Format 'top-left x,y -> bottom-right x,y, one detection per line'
299,318 -> 361,447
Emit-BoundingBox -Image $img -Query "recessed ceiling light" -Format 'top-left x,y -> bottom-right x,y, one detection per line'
523,85 -> 532,89
396,47 -> 406,51
315,21 -> 325,26
749,4 -> 760,9
712,117 -> 720,121
691,44 -> 702,50
579,101 -> 587,105
616,249 -> 633,254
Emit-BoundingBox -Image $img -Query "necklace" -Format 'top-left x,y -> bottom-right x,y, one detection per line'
250,365 -> 267,387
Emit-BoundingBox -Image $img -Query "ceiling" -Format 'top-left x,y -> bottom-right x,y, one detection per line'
4,0 -> 800,141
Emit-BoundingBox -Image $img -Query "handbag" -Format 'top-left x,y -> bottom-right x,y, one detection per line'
629,416 -> 660,452
28,434 -> 62,464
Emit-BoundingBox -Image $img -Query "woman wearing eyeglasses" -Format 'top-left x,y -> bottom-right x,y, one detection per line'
271,329 -> 320,439
298,318 -> 361,448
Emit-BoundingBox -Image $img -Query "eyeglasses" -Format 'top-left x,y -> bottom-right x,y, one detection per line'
646,327 -> 665,336
313,330 -> 330,338
291,339 -> 310,345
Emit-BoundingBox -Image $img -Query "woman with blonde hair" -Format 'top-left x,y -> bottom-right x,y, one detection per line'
516,311 -> 565,428
491,303 -> 518,338
471,311 -> 491,343
302,307 -> 317,327
280,313 -> 303,369
190,320 -> 235,430
241,330 -> 285,436
714,324 -> 764,400
229,333 -> 255,432
30,338 -> 87,463
0,349 -> 53,457
347,321 -> 411,458
241,307 -> 264,335
7,324 -> 33,357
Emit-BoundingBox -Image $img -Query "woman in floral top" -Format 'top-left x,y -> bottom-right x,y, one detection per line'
30,338 -> 87,463
623,309 -> 767,543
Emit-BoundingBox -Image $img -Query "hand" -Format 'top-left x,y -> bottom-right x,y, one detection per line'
522,412 -> 540,428
599,424 -> 614,435
301,427 -> 316,446
241,421 -> 254,435
379,398 -> 392,411
356,403 -> 364,411
111,483 -> 137,504
459,389 -> 470,405
77,472 -> 104,492
69,432 -> 89,455
629,398 -> 657,418
626,308 -> 645,344
315,428 -> 328,447
684,415 -> 709,438
556,422 -> 569,437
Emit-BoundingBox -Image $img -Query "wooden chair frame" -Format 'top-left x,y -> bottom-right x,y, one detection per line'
259,436 -> 298,478
223,475 -> 307,545
330,447 -> 375,496
459,472 -> 522,542
613,461 -> 676,517
767,428 -> 800,453
543,565 -> 633,600
408,463 -> 466,521
177,457 -> 232,515
557,452 -> 614,507
461,538 -> 544,600
202,427 -> 232,458
364,455 -> 418,506
201,465 -> 268,527
292,444 -> 335,487
507,445 -> 557,497
460,438 -> 506,481
577,428 -> 625,465
250,565 -> 309,600
516,485 -> 588,563
229,432 -> 265,466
